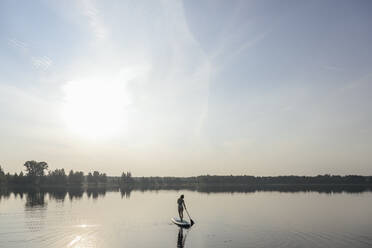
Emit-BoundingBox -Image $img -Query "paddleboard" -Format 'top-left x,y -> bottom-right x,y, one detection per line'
171,217 -> 191,227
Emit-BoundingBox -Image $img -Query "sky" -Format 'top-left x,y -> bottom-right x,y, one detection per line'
0,0 -> 372,176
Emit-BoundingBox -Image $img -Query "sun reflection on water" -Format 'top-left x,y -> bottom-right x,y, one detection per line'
68,235 -> 82,247
67,224 -> 100,247
68,234 -> 98,248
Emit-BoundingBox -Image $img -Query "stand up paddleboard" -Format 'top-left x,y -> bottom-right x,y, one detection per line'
171,217 -> 191,228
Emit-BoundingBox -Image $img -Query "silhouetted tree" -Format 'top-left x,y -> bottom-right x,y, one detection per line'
24,161 -> 48,177
87,172 -> 94,184
99,173 -> 107,183
87,171 -> 107,185
12,173 -> 18,184
68,170 -> 84,185
120,171 -> 133,185
93,171 -> 100,184
0,166 -> 5,184
5,173 -> 11,184
24,160 -> 48,185
17,171 -> 25,185
48,169 -> 67,185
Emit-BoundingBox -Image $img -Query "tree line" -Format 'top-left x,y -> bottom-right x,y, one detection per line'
1,161 -> 371,187
0,161 -> 130,186
195,174 -> 372,185
121,174 -> 372,186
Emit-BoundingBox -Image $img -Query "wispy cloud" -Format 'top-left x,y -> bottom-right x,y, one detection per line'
79,0 -> 107,40
233,31 -> 268,56
323,65 -> 343,71
8,38 -> 29,51
8,37 -> 53,71
337,72 -> 372,93
215,31 -> 269,67
31,56 -> 53,71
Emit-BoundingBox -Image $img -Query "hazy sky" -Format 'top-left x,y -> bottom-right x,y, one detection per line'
1,0 -> 372,176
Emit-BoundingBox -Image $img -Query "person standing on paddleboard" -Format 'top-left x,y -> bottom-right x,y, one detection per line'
177,195 -> 186,221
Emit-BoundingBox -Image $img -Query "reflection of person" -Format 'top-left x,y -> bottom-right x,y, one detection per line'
177,228 -> 186,248
177,194 -> 186,221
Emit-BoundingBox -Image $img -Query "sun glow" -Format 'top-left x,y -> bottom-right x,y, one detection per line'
61,77 -> 130,139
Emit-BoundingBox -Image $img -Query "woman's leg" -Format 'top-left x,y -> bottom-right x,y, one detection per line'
178,207 -> 183,221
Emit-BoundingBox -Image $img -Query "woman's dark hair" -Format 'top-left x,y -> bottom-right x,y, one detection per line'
181,194 -> 184,198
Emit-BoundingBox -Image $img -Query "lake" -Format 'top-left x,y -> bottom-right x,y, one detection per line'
1,187 -> 372,248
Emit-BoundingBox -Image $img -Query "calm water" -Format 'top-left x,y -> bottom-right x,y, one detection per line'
1,188 -> 372,248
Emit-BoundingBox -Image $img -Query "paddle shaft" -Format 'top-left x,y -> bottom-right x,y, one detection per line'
184,206 -> 194,225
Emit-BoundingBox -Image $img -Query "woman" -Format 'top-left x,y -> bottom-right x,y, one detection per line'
177,194 -> 186,221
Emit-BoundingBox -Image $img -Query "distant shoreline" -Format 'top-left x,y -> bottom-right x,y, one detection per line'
2,182 -> 372,195
1,174 -> 372,188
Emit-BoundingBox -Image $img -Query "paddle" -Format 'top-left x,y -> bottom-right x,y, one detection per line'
184,207 -> 195,226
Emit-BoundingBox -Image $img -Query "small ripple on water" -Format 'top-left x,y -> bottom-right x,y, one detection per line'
288,230 -> 372,248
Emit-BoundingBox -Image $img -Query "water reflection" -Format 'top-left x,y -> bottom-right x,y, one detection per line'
0,186 -> 372,248
87,187 -> 106,199
13,188 -> 25,199
24,190 -> 48,234
177,228 -> 187,248
26,191 -> 47,208
48,188 -> 67,202
120,187 -> 132,198
119,184 -> 372,194
0,188 -> 11,201
68,187 -> 84,201
0,184 -> 371,206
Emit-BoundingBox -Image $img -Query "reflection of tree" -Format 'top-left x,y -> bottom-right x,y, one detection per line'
24,190 -> 48,233
87,187 -> 106,199
0,188 -> 11,202
13,188 -> 24,199
48,188 -> 67,202
120,186 -> 132,198
116,184 -> 372,194
68,187 -> 84,201
25,191 -> 47,208
0,184 -> 371,204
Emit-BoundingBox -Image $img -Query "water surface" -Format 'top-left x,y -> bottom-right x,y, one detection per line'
0,188 -> 372,248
